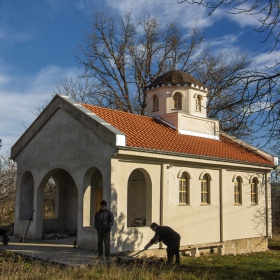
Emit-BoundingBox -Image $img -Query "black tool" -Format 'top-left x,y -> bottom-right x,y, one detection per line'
19,209 -> 35,242
125,248 -> 146,261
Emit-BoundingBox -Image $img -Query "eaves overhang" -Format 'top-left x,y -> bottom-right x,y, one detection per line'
116,146 -> 274,169
220,132 -> 277,166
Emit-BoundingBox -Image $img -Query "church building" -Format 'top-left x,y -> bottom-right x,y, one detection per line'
11,70 -> 277,255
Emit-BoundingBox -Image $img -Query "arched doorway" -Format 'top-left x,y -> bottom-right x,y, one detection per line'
83,168 -> 103,227
127,169 -> 152,227
19,171 -> 34,220
36,169 -> 78,239
94,174 -> 103,214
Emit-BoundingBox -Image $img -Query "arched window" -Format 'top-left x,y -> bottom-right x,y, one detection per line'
234,177 -> 242,204
173,92 -> 182,109
195,95 -> 202,112
201,174 -> 210,204
179,172 -> 189,204
153,95 -> 159,111
251,178 -> 258,204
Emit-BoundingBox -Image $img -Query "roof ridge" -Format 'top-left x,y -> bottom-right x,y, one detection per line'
80,103 -> 153,119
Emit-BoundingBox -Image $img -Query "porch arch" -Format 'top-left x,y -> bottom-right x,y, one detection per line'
36,168 -> 78,239
19,171 -> 34,220
127,168 -> 152,227
83,167 -> 103,227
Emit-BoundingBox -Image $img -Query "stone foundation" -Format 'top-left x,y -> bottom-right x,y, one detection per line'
222,236 -> 268,255
135,236 -> 268,258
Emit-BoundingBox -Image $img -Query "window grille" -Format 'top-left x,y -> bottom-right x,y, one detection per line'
201,174 -> 209,204
173,93 -> 182,109
179,173 -> 188,204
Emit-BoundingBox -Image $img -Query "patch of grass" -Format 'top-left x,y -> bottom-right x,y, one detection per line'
180,250 -> 280,280
268,234 -> 280,251
1,237 -> 280,279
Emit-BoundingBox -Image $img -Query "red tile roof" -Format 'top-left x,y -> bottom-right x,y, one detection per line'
82,104 -> 273,166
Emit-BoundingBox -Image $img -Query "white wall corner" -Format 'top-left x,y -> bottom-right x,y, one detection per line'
116,134 -> 126,146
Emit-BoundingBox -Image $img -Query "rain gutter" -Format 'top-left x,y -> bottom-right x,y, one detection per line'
116,146 -> 274,168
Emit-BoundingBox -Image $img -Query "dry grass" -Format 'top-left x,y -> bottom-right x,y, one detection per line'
1,237 -> 280,279
0,251 -> 194,280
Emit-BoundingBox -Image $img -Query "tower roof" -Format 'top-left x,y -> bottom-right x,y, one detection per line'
146,70 -> 206,90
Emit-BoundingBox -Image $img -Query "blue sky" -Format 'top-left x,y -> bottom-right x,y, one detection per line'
1,0 -> 279,156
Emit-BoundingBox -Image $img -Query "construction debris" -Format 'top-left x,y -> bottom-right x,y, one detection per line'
42,229 -> 75,240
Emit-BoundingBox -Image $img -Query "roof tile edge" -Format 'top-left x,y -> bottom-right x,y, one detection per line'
220,132 -> 276,165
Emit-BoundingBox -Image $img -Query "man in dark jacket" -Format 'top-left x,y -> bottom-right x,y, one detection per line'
94,200 -> 114,260
144,222 -> 181,265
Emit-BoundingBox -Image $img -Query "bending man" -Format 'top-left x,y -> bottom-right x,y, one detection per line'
144,222 -> 181,265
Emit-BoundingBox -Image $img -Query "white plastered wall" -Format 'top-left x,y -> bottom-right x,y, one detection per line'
14,108 -> 115,249
110,158 -> 161,252
222,171 -> 269,241
12,101 -> 273,253
163,166 -> 220,246
164,165 -> 270,246
110,150 -> 272,252
146,86 -> 207,118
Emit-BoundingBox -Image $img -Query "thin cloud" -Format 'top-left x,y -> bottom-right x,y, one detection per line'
104,0 -> 219,30
0,65 -> 80,156
0,26 -> 33,42
75,0 -> 86,10
103,0 -> 269,31
221,2 -> 276,28
209,32 -> 242,47
0,73 -> 11,86
250,51 -> 280,69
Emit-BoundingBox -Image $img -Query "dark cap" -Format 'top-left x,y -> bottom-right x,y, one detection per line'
100,200 -> 107,206
150,222 -> 158,229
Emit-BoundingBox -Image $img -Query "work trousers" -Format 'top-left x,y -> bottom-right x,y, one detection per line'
97,231 -> 110,257
166,237 -> 180,265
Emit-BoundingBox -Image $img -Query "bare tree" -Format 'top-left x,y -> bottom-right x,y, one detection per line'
55,12 -> 252,139
177,0 -> 280,50
195,50 -> 255,139
211,62 -> 280,143
27,12 -> 247,140
56,52 -> 254,139
0,154 -> 16,226
75,12 -> 207,115
32,99 -> 52,116
30,11 -> 277,146
30,10 -> 278,142
43,178 -> 56,219
271,133 -> 280,182
271,181 -> 280,233
178,0 -> 280,146
53,74 -> 99,105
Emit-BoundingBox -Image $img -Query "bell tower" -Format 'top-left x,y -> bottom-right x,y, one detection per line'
145,70 -> 219,140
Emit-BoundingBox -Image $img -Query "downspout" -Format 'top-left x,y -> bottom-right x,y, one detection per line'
265,172 -> 269,237
219,169 -> 223,243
